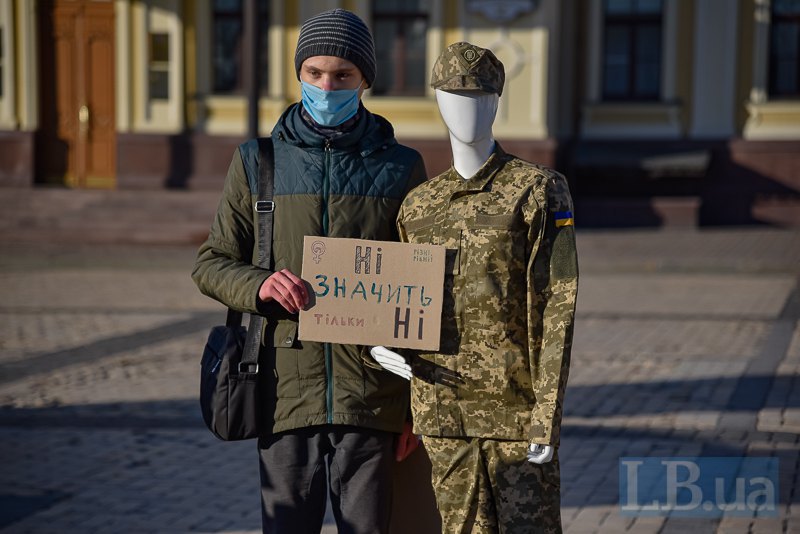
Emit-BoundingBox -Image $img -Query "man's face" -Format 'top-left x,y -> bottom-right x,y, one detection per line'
300,56 -> 366,97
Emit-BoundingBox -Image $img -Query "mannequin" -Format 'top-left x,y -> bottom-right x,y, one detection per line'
371,88 -> 554,465
373,41 -> 576,533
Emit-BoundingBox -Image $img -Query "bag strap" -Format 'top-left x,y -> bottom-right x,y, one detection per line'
228,137 -> 275,374
254,137 -> 275,271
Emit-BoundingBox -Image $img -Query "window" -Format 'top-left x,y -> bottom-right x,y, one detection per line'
212,0 -> 269,95
372,0 -> 428,96
770,0 -> 800,98
602,0 -> 663,101
149,33 -> 170,100
0,27 -> 4,98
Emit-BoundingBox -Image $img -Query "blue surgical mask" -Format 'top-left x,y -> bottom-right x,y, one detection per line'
300,81 -> 362,127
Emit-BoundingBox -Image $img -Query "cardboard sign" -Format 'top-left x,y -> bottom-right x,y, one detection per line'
299,236 -> 445,350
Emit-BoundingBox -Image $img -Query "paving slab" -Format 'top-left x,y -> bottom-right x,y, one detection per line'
0,191 -> 799,533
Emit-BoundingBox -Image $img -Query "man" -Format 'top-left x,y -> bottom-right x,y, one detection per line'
371,42 -> 578,533
192,9 -> 426,534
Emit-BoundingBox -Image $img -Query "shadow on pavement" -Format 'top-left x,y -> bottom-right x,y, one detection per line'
0,374 -> 796,516
0,311 -> 218,386
1,374 -> 798,429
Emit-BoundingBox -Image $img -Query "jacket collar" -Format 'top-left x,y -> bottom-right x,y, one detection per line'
272,102 -> 397,155
445,142 -> 512,193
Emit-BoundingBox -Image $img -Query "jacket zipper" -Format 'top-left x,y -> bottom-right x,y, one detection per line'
323,139 -> 331,235
323,138 -> 333,424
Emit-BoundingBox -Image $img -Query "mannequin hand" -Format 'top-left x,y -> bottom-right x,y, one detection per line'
258,269 -> 309,313
395,421 -> 420,462
527,443 -> 554,464
370,346 -> 412,380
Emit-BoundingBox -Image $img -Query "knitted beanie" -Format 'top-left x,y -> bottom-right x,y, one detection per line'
294,9 -> 376,87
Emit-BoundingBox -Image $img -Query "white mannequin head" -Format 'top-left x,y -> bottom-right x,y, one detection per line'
435,89 -> 499,179
435,89 -> 499,144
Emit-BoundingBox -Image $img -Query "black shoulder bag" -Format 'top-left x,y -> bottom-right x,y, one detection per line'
199,137 -> 275,441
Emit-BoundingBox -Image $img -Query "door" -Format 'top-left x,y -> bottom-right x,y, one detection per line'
38,0 -> 115,188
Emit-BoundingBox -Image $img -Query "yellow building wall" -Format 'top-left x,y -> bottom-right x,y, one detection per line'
118,0 -> 800,141
185,0 -> 561,141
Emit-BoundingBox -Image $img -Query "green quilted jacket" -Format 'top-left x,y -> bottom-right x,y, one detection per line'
192,103 -> 427,435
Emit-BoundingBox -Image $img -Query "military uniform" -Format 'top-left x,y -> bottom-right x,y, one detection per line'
396,42 -> 578,533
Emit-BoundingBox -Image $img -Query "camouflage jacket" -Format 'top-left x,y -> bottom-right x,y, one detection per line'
397,144 -> 578,445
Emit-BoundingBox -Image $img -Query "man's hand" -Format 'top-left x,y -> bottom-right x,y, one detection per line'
527,443 -> 554,464
395,421 -> 420,462
370,346 -> 412,380
258,269 -> 309,313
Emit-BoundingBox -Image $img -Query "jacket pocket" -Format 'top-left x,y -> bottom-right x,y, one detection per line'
462,213 -> 524,299
269,321 -> 300,398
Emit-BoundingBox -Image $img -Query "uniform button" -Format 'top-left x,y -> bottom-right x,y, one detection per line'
284,336 -> 293,345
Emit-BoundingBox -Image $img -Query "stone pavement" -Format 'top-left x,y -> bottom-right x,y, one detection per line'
0,188 -> 799,533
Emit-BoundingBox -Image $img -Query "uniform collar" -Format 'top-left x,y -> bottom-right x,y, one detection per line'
446,142 -> 511,193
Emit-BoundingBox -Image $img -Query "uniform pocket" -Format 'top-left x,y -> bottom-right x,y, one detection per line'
462,214 -> 524,300
403,216 -> 435,243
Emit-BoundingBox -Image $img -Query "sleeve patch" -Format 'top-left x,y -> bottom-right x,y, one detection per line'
553,211 -> 574,227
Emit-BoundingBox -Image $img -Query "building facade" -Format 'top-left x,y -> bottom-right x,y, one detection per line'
0,0 -> 798,225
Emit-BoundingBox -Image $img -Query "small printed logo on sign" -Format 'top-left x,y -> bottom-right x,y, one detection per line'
619,457 -> 779,517
413,248 -> 433,263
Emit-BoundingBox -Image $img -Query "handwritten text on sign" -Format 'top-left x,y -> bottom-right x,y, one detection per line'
299,236 -> 445,350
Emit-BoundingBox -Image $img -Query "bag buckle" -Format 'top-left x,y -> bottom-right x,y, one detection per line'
238,362 -> 259,374
255,201 -> 275,213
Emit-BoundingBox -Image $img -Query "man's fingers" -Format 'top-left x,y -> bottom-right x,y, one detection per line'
395,421 -> 419,462
276,282 -> 304,312
272,272 -> 307,312
279,269 -> 310,304
270,284 -> 298,313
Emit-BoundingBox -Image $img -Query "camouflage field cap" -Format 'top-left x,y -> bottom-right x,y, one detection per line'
430,42 -> 505,96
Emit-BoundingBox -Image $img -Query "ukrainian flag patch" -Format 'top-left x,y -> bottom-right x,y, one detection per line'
554,211 -> 574,227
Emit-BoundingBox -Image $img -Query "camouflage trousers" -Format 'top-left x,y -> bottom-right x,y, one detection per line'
424,436 -> 561,534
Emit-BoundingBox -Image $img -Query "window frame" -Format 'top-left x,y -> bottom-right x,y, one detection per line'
768,1 -> 800,98
601,0 -> 664,102
371,1 -> 429,97
210,0 -> 269,96
0,0 -> 17,130
148,32 -> 170,101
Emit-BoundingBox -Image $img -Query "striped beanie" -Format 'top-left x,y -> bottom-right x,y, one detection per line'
294,9 -> 376,87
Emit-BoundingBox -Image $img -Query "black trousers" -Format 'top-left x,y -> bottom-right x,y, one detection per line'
258,425 -> 395,534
